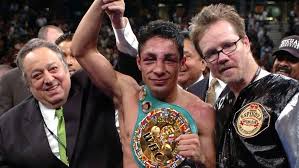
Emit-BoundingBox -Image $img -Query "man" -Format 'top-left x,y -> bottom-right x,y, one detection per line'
179,31 -> 227,105
38,25 -> 64,43
272,35 -> 299,80
0,25 -> 63,115
71,0 -> 215,167
0,38 -> 122,167
190,3 -> 299,168
178,31 -> 206,89
107,8 -> 225,104
55,33 -> 82,75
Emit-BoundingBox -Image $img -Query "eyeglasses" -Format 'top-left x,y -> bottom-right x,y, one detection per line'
203,37 -> 242,63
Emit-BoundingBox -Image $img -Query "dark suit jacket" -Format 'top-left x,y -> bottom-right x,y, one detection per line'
116,51 -> 142,84
0,70 -> 122,168
187,77 -> 209,100
0,68 -> 31,116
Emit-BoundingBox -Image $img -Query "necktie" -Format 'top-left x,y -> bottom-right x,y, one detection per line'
206,78 -> 218,105
55,108 -> 69,166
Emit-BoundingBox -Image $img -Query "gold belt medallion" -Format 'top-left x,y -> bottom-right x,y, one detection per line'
132,108 -> 192,167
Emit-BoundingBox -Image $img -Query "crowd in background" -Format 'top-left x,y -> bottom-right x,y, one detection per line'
0,0 -> 298,167
0,0 -> 299,73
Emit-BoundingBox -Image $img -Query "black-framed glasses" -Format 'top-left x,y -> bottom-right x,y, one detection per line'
203,37 -> 242,63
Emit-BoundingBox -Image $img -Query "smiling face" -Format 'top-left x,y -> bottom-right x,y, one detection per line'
198,20 -> 253,85
23,47 -> 71,109
178,38 -> 206,88
137,36 -> 182,99
58,40 -> 81,75
272,53 -> 299,80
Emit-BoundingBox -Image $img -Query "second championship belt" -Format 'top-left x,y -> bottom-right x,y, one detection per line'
131,86 -> 198,168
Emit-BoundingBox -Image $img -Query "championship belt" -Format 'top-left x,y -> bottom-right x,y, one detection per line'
131,86 -> 198,168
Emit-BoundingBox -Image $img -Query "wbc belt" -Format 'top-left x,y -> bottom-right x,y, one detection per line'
131,86 -> 198,168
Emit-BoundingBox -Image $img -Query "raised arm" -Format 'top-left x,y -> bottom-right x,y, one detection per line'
105,0 -> 141,83
71,0 -> 121,97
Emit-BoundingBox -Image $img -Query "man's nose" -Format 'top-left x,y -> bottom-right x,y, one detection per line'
153,61 -> 166,75
66,56 -> 73,67
44,71 -> 54,85
217,51 -> 230,64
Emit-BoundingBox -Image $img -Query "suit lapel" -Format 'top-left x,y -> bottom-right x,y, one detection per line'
23,99 -> 64,166
203,77 -> 210,101
63,83 -> 82,162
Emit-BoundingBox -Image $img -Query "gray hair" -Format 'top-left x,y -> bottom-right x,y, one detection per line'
16,38 -> 68,80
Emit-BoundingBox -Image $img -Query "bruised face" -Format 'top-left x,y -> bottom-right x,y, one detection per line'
58,40 -> 81,75
137,36 -> 183,99
272,53 -> 299,80
178,38 -> 206,88
23,47 -> 71,109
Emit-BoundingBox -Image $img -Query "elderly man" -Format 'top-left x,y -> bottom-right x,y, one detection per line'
190,3 -> 299,168
0,38 -> 122,167
272,35 -> 299,80
0,25 -> 63,115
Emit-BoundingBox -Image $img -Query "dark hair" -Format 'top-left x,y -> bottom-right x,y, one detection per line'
55,32 -> 73,45
16,38 -> 67,79
138,20 -> 184,59
180,30 -> 190,40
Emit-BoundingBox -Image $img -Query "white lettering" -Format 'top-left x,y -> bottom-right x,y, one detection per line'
280,39 -> 299,50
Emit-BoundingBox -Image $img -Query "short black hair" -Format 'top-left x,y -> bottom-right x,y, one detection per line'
138,20 -> 184,59
55,32 -> 73,45
180,30 -> 190,40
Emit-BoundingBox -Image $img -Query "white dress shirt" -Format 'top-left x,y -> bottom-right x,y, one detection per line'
39,102 -> 60,158
112,17 -> 138,56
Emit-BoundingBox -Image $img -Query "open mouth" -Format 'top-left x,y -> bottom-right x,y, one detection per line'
275,67 -> 291,75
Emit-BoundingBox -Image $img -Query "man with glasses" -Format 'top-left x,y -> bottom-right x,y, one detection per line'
272,35 -> 299,81
190,3 -> 299,168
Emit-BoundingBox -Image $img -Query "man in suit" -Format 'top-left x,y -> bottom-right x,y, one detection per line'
181,30 -> 227,104
187,73 -> 228,104
0,38 -> 122,168
0,25 -> 63,115
178,31 -> 206,90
